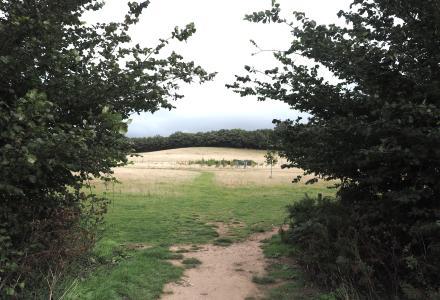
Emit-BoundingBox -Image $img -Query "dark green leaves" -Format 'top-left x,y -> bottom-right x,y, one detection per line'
231,0 -> 440,296
0,0 -> 213,297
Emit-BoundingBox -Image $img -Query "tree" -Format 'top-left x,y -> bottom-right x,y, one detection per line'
0,0 -> 213,296
264,150 -> 278,178
229,0 -> 440,297
129,129 -> 276,152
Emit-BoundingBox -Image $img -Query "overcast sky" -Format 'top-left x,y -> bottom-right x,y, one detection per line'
88,0 -> 352,137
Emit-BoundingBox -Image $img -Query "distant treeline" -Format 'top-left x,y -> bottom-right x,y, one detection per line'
129,129 -> 275,153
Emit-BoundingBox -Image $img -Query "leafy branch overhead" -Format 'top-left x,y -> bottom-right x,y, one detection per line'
229,0 -> 440,185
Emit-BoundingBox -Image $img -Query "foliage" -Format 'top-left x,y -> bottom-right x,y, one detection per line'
265,150 -> 279,178
285,196 -> 359,293
230,0 -> 440,298
261,235 -> 294,259
286,195 -> 440,299
0,0 -> 213,296
264,151 -> 278,167
129,129 -> 275,152
260,234 -> 329,300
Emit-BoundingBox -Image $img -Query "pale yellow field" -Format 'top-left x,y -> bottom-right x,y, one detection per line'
103,168 -> 200,195
127,147 -> 282,167
94,147 -> 326,193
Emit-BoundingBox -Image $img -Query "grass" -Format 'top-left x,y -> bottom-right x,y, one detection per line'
262,234 -> 294,259
182,258 -> 202,269
260,235 -> 338,300
213,237 -> 233,246
59,169 -> 332,299
252,275 -> 276,285
174,249 -> 190,253
64,247 -> 183,300
98,172 -> 332,245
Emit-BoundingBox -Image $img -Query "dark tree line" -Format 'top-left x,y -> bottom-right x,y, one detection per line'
129,129 -> 275,152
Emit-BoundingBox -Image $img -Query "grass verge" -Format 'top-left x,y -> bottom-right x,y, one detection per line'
58,172 -> 331,299
260,234 -> 337,300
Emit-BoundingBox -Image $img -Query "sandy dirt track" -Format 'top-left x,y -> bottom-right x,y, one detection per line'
162,229 -> 278,300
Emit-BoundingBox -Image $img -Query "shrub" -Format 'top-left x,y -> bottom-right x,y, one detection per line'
286,195 -> 440,299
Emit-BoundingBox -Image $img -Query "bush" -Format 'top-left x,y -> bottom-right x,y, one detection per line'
286,195 -> 440,299
0,192 -> 108,297
0,1 -> 211,297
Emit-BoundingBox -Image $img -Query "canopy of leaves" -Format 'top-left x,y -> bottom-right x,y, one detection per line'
0,0 -> 213,296
264,150 -> 278,166
229,0 -> 440,297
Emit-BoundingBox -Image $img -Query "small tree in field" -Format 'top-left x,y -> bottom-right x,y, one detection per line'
264,150 -> 278,178
0,0 -> 213,297
229,0 -> 440,298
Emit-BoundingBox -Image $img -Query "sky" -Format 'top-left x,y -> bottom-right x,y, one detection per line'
88,0 -> 352,137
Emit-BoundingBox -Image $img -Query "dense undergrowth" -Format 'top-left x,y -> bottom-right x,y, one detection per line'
284,195 -> 440,299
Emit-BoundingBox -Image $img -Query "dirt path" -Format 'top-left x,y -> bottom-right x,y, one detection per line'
161,229 -> 278,300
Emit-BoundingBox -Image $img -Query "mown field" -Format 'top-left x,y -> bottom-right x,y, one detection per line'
60,148 -> 334,299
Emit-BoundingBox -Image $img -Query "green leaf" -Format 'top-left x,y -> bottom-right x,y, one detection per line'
26,154 -> 37,164
6,287 -> 15,296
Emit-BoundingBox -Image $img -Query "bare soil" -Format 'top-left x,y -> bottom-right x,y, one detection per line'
162,228 -> 279,300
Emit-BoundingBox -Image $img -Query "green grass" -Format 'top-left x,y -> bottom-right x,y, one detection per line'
174,249 -> 190,253
260,235 -> 337,300
262,234 -> 294,259
252,275 -> 276,285
182,258 -> 202,269
213,237 -> 233,246
60,172 -> 331,299
65,247 -> 183,300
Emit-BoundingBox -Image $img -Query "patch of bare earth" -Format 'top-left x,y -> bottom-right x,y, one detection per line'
125,243 -> 152,251
162,227 -> 279,300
